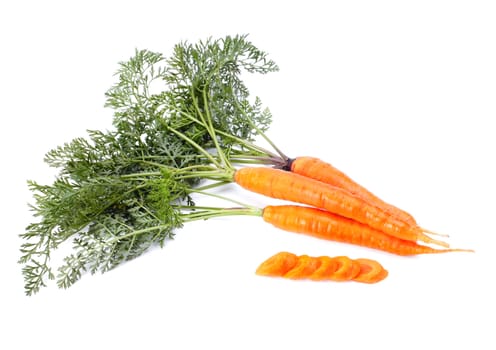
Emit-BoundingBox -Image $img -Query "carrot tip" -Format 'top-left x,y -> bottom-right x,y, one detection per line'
418,233 -> 451,248
422,228 -> 450,238
454,248 -> 475,253
436,248 -> 475,254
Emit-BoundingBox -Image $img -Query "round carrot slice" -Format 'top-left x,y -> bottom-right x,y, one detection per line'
329,256 -> 361,281
255,252 -> 298,277
309,256 -> 338,281
353,258 -> 388,283
284,255 -> 321,279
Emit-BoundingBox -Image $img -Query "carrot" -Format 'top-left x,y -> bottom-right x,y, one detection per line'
261,205 -> 472,256
308,256 -> 338,281
353,258 -> 389,284
256,252 -> 388,284
255,251 -> 298,276
284,255 -> 321,279
289,156 -> 417,226
235,167 -> 448,247
330,256 -> 361,281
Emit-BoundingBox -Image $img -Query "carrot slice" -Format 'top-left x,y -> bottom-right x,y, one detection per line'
309,256 -> 338,281
328,256 -> 361,281
255,252 -> 298,277
353,258 -> 388,284
284,255 -> 321,279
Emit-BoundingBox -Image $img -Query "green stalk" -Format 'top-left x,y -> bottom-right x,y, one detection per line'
166,126 -> 221,168
107,205 -> 262,244
188,188 -> 253,208
175,169 -> 234,182
201,88 -> 230,168
181,206 -> 262,221
193,181 -> 232,192
232,98 -> 288,161
174,107 -> 284,162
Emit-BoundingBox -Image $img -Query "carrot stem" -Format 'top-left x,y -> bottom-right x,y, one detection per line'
231,97 -> 288,161
166,126 -> 222,168
188,187 -> 255,209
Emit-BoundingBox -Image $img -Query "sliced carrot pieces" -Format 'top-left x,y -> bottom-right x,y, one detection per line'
256,252 -> 388,284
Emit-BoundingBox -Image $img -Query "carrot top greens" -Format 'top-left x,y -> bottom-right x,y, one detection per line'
20,35 -> 281,295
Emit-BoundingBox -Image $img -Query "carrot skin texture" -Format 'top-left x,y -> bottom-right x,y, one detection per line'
261,205 -> 471,256
290,156 -> 417,226
235,167 -> 422,243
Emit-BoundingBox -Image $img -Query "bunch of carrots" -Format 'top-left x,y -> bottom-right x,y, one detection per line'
22,35 -> 473,293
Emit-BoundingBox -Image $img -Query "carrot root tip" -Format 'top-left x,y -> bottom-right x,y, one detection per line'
418,233 -> 450,248
422,228 -> 450,238
453,248 -> 475,253
433,248 -> 475,254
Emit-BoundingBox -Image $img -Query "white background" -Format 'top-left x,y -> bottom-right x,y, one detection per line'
2,1 -> 495,349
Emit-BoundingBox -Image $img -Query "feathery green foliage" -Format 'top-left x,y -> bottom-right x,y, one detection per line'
20,34 -> 279,295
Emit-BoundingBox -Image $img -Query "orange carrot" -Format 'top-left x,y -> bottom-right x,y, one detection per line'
255,251 -> 298,276
289,156 -> 417,226
235,167 -> 448,247
261,205 -> 472,256
256,252 -> 388,284
284,255 -> 321,279
308,256 -> 338,281
330,256 -> 361,281
353,258 -> 389,284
